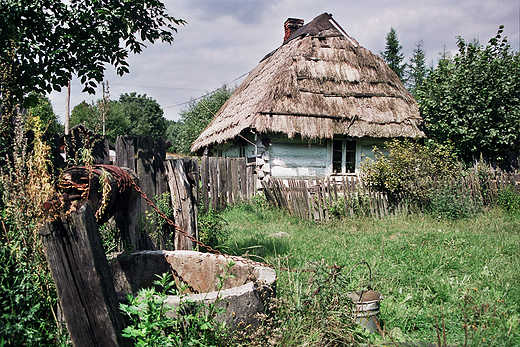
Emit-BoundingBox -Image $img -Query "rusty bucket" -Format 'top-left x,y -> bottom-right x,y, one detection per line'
346,262 -> 383,333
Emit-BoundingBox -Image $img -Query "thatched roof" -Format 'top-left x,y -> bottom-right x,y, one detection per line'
191,13 -> 425,153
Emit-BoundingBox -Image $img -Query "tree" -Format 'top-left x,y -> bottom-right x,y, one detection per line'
1,0 -> 185,134
405,40 -> 428,98
119,93 -> 167,139
70,100 -> 130,142
71,93 -> 167,142
27,93 -> 63,136
418,26 -> 520,164
381,28 -> 405,81
166,86 -> 233,154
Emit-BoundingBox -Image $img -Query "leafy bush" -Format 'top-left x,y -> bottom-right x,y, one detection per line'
360,139 -> 462,209
428,180 -> 482,219
497,187 -> 520,216
198,208 -> 228,251
145,192 -> 175,250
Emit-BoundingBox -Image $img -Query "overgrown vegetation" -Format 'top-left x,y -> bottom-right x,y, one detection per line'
165,85 -> 233,155
220,201 -> 520,346
71,93 -> 169,142
197,207 -> 228,252
360,138 -> 462,209
120,264 -> 235,346
418,25 -> 520,164
0,110 -> 64,345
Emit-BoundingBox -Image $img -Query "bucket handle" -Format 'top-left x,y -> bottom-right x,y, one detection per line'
346,261 -> 372,290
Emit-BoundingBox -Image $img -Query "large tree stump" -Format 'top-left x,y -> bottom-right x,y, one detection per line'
40,202 -> 126,347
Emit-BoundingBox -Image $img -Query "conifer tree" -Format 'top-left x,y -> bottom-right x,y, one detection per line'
381,27 -> 405,81
406,39 -> 428,97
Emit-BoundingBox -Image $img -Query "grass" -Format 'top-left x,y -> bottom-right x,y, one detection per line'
220,203 -> 520,346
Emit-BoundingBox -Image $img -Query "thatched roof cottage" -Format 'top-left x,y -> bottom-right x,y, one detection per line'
191,13 -> 425,178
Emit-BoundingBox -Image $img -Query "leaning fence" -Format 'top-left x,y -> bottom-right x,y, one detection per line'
60,133 -> 520,226
260,171 -> 520,222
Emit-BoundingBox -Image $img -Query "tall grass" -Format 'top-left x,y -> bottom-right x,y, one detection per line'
222,203 -> 520,346
0,110 -> 65,345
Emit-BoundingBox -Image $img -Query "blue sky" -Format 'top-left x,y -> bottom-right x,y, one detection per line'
49,0 -> 520,122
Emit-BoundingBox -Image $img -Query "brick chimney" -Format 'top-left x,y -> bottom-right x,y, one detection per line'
284,18 -> 304,43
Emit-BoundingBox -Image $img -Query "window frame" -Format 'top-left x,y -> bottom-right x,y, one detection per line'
328,138 -> 359,175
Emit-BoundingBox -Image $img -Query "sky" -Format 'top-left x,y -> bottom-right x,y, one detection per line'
48,0 -> 520,123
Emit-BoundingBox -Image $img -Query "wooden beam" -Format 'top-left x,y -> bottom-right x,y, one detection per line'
40,202 -> 126,347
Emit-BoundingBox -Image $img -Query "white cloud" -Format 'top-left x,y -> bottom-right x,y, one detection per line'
48,0 -> 519,123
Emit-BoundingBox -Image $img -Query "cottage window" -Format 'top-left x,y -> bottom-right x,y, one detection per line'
332,139 -> 356,174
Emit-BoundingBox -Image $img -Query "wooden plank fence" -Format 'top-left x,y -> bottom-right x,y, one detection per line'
261,176 -> 396,221
62,133 -> 520,228
199,156 -> 255,212
261,171 -> 520,222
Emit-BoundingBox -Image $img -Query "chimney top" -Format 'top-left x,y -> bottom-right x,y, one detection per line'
284,18 -> 304,43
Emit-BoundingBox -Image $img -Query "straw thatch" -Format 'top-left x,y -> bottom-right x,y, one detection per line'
191,13 -> 425,153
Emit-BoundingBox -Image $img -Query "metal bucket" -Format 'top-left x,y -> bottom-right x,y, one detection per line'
346,262 -> 383,333
347,289 -> 383,333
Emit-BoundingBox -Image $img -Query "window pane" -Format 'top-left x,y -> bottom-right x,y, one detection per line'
346,141 -> 356,173
332,140 -> 343,173
346,151 -> 355,164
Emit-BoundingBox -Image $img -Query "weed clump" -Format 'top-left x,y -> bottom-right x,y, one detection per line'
120,262 -> 236,346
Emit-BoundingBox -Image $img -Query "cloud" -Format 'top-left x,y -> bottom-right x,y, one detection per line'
186,0 -> 280,24
48,0 -> 519,123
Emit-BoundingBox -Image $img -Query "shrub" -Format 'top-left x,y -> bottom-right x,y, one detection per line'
145,192 -> 175,250
428,179 -> 483,219
497,187 -> 520,216
198,208 -> 228,251
360,139 -> 462,209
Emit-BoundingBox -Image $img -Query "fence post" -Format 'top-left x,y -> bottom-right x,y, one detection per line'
40,203 -> 126,347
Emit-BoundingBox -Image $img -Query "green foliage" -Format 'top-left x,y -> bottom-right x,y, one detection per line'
27,93 -> 63,136
145,192 -> 175,250
380,27 -> 406,81
70,93 -> 167,142
0,240 -> 64,346
166,85 -> 233,154
405,39 -> 428,98
0,111 -> 64,344
497,187 -> 520,216
418,25 -> 520,164
328,191 -> 374,219
119,93 -> 168,139
198,208 -> 228,251
276,262 -> 369,346
120,268 -> 233,346
70,100 -> 130,142
0,0 -> 185,105
360,138 -> 461,207
428,180 -> 482,219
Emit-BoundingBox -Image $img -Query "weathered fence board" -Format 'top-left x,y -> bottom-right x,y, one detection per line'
260,171 -> 519,222
200,156 -> 210,212
165,159 -> 196,250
